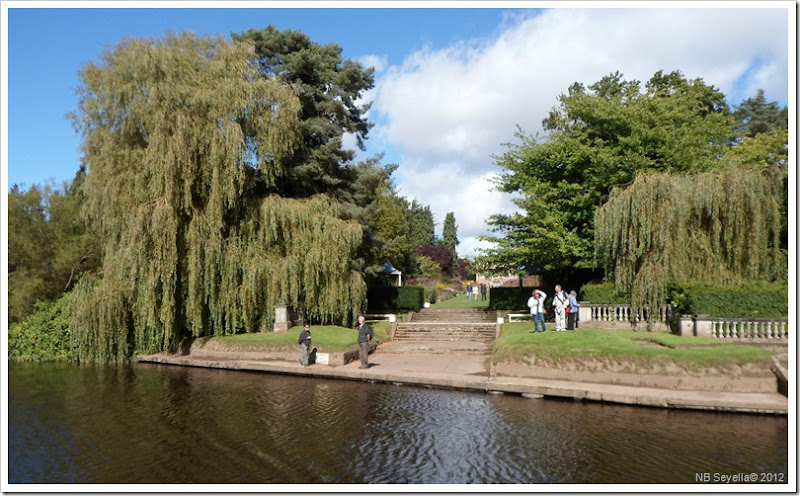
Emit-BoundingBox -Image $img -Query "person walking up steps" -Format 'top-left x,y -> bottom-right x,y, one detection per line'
527,288 -> 547,333
553,284 -> 569,332
356,315 -> 374,369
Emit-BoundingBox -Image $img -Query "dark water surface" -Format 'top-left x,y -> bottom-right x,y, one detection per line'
8,362 -> 788,484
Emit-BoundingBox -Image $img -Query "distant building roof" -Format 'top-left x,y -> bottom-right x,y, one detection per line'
377,260 -> 402,275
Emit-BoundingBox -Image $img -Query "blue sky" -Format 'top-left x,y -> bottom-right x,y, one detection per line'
7,7 -> 530,189
3,3 -> 793,256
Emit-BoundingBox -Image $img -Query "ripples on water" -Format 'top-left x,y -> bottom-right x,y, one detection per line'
8,362 -> 788,484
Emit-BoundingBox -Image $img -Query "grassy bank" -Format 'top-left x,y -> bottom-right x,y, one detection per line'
493,323 -> 773,369
204,320 -> 392,352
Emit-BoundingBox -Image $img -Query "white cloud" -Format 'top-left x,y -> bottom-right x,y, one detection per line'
370,7 -> 789,257
357,54 -> 389,73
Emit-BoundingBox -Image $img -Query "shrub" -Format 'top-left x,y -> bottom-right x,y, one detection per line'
671,281 -> 788,318
424,288 -> 438,304
8,292 -> 75,362
366,286 -> 425,311
490,287 -> 546,311
580,282 -> 631,303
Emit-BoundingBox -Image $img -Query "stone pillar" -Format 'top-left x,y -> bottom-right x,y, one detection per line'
677,315 -> 694,337
273,304 -> 294,333
579,301 -> 591,323
694,314 -> 712,338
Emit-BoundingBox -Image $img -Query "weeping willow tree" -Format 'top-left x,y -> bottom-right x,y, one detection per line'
594,166 -> 786,324
69,33 -> 366,362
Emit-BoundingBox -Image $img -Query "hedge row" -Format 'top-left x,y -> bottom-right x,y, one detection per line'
366,286 -> 425,311
580,281 -> 788,319
579,282 -> 630,304
490,287 -> 546,311
670,281 -> 788,319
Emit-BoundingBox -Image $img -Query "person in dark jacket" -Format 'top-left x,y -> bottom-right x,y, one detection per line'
356,315 -> 374,369
298,321 -> 312,367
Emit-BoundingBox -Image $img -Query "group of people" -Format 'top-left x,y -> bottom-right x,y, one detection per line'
297,315 -> 375,368
526,284 -> 580,333
465,282 -> 488,301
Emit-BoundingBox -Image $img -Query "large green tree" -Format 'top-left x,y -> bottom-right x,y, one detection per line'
8,174 -> 99,323
70,33 -> 366,362
232,25 -> 375,201
480,70 -> 736,273
407,199 -> 436,248
595,167 -> 786,319
733,89 -> 788,138
441,212 -> 459,253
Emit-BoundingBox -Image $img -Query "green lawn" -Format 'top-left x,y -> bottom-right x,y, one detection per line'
206,320 -> 392,352
431,293 -> 490,309
493,322 -> 773,368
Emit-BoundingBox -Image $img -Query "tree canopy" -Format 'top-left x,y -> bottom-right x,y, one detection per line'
69,33 -> 366,361
480,70 -> 751,273
8,174 -> 100,324
595,167 -> 786,320
232,25 -> 375,201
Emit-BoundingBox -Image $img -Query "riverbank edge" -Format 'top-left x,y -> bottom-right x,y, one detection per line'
135,352 -> 788,415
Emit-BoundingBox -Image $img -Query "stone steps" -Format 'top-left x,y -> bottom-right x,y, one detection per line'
393,308 -> 498,343
412,308 -> 496,323
394,323 -> 497,342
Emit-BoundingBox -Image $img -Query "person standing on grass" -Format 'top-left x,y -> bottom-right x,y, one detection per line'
480,283 -> 487,301
466,283 -> 473,301
357,315 -> 374,369
567,290 -> 580,330
527,288 -> 547,333
553,284 -> 569,332
473,284 -> 480,301
298,321 -> 312,367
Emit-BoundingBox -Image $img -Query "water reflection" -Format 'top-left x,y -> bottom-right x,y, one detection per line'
8,362 -> 788,484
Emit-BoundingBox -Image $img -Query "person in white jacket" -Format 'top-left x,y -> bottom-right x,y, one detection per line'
527,289 -> 547,333
552,284 -> 569,331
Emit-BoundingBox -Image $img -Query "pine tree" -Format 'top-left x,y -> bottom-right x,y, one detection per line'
441,212 -> 459,259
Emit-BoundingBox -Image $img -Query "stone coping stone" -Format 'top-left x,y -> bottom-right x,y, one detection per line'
135,353 -> 787,415
494,361 -> 777,393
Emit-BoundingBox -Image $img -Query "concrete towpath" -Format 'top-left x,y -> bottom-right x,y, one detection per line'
137,339 -> 788,415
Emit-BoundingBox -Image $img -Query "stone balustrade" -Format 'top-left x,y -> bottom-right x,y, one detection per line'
579,302 -> 671,326
678,315 -> 788,340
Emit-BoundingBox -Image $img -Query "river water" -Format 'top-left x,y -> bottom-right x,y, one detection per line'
7,362 -> 788,485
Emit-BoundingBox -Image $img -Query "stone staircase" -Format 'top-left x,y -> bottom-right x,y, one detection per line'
393,308 -> 497,342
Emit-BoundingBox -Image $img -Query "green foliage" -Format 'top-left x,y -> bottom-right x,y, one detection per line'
441,212 -> 459,254
424,288 -> 438,304
232,25 -> 374,201
489,287 -> 540,311
733,89 -> 788,138
407,200 -> 436,248
8,178 -> 100,323
416,255 -> 443,279
493,324 -> 773,369
366,286 -> 425,311
8,293 -> 74,362
480,70 -> 736,273
595,167 -> 786,323
668,281 -> 788,318
579,282 -> 630,304
69,33 -> 366,362
364,188 -> 415,274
